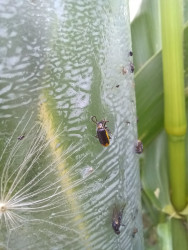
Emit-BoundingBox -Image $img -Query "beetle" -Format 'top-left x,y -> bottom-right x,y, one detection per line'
91,116 -> 111,147
112,205 -> 125,235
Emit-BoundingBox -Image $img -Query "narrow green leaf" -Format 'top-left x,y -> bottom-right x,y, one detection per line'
135,51 -> 164,146
135,24 -> 188,146
171,218 -> 188,249
131,0 -> 161,71
141,132 -> 170,211
157,222 -> 173,250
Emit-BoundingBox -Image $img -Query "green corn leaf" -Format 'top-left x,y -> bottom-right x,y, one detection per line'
0,1 -> 143,249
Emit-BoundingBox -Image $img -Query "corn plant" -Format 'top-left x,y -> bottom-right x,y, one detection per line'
0,1 -> 143,249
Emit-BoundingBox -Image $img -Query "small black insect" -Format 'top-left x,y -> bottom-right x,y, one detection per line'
17,134 -> 25,140
116,84 -> 120,88
112,205 -> 125,235
130,62 -> 135,73
129,51 -> 133,56
91,116 -> 111,147
135,140 -> 143,154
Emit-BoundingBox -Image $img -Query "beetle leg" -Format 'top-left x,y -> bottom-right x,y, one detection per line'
103,120 -> 109,127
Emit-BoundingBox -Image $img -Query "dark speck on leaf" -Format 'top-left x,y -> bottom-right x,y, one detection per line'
130,62 -> 135,73
17,135 -> 25,140
135,140 -> 143,154
132,227 -> 138,238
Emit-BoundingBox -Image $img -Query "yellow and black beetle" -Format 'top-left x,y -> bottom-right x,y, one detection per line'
91,116 -> 111,147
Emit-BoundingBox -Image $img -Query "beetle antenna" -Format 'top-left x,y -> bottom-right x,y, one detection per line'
91,116 -> 98,124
